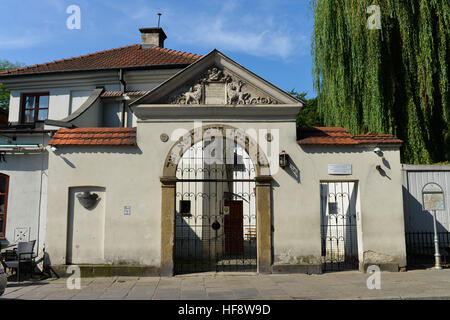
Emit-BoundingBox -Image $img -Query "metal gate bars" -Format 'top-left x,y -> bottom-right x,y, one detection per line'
174,140 -> 257,274
320,181 -> 359,271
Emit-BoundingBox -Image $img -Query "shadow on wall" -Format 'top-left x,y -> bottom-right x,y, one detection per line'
299,145 -> 365,155
53,146 -> 143,156
0,152 -> 49,172
285,157 -> 301,183
51,146 -> 144,169
175,215 -> 202,260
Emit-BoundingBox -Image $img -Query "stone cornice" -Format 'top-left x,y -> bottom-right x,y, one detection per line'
134,104 -> 301,121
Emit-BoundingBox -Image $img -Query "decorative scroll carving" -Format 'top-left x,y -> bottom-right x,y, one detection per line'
168,67 -> 278,105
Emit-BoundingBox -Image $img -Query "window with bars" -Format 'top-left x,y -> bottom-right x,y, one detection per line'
20,92 -> 49,123
0,174 -> 9,238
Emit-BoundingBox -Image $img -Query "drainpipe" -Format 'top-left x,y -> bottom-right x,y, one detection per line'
119,69 -> 127,127
36,133 -> 45,258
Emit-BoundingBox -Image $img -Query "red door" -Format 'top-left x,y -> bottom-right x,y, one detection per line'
224,200 -> 244,255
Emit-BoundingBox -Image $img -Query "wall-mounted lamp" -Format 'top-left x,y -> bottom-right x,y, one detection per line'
279,150 -> 289,169
77,191 -> 100,210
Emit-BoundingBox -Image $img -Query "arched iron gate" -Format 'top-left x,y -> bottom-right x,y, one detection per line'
174,139 -> 257,274
320,181 -> 359,271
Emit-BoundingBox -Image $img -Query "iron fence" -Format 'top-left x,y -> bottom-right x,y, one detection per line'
405,232 -> 450,267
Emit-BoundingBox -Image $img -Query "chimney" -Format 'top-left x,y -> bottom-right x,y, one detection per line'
139,28 -> 167,48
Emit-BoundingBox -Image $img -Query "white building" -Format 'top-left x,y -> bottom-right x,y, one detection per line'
0,28 -> 407,276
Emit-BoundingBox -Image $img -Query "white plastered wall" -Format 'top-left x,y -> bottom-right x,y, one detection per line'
45,120 -> 406,270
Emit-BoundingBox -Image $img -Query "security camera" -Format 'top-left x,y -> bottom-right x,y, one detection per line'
374,147 -> 382,156
50,146 -> 58,152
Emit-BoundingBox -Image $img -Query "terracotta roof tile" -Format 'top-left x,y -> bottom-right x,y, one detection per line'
49,127 -> 137,146
297,127 -> 402,146
0,45 -> 201,77
353,132 -> 403,144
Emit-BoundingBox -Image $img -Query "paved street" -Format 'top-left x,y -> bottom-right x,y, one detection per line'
1,269 -> 450,300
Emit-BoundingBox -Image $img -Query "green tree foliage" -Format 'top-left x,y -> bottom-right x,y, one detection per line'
311,0 -> 450,163
289,91 -> 323,127
0,60 -> 24,110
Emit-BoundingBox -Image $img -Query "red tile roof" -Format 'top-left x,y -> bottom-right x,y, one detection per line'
297,127 -> 402,145
0,45 -> 202,77
353,131 -> 404,144
49,127 -> 137,146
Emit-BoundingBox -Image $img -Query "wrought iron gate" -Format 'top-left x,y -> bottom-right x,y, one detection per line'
320,181 -> 359,271
174,139 -> 257,274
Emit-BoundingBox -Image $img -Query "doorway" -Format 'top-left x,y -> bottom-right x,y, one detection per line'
174,138 -> 257,274
320,181 -> 359,271
224,200 -> 244,255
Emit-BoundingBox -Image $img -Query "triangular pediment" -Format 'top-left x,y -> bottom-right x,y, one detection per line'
132,49 -> 302,106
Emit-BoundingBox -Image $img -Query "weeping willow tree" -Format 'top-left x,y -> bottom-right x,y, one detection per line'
312,0 -> 450,163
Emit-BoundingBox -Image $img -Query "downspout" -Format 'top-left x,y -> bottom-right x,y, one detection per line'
119,69 -> 127,127
36,133 -> 45,257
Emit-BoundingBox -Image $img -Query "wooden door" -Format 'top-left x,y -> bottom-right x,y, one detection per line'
224,200 -> 244,255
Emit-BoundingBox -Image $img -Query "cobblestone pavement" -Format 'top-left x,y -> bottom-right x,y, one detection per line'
1,269 -> 450,300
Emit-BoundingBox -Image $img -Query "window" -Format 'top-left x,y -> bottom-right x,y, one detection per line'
0,174 -> 9,238
20,92 -> 49,123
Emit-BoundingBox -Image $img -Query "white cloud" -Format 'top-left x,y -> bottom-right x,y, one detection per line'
104,1 -> 309,60
0,35 -> 43,49
181,19 -> 305,60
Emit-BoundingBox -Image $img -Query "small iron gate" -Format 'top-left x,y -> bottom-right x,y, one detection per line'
405,232 -> 450,267
174,139 -> 257,274
320,182 -> 359,271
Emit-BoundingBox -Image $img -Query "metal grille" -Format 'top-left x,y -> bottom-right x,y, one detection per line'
320,181 -> 359,271
405,232 -> 450,267
174,138 -> 256,274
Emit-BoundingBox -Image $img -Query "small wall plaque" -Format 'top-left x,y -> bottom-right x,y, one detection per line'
328,164 -> 352,175
14,227 -> 30,242
160,133 -> 169,142
124,206 -> 131,215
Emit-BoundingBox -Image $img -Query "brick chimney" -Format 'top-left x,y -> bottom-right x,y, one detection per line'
139,28 -> 167,48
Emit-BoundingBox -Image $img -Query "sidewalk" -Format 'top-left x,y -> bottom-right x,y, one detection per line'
1,269 -> 450,300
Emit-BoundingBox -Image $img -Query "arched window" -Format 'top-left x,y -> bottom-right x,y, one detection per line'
0,174 -> 9,238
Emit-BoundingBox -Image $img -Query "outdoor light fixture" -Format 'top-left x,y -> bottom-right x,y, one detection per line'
50,146 -> 58,152
374,147 -> 383,156
77,191 -> 100,210
279,150 -> 289,169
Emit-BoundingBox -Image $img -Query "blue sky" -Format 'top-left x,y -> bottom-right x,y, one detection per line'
0,0 -> 315,97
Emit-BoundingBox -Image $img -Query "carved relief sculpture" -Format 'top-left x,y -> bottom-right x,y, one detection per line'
207,67 -> 225,81
227,81 -> 251,104
168,67 -> 278,105
171,83 -> 202,104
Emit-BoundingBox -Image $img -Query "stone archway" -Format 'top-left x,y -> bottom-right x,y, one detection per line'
159,124 -> 273,276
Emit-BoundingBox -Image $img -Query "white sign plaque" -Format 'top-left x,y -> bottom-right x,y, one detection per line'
422,183 -> 445,211
328,164 -> 352,175
423,193 -> 444,210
